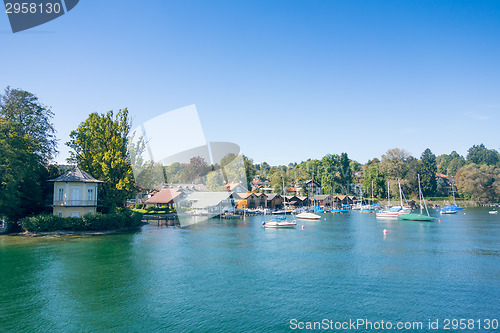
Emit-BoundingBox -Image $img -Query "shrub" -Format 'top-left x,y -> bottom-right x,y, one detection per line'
18,210 -> 143,232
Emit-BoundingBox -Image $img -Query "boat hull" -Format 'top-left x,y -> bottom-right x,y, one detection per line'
398,213 -> 435,222
296,212 -> 321,220
441,210 -> 458,215
263,222 -> 297,228
376,212 -> 399,218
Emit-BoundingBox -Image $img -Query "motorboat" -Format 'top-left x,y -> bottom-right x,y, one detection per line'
296,212 -> 321,220
262,218 -> 297,228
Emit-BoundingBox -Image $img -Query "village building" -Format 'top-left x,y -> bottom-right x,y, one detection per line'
184,192 -> 235,215
304,180 -> 322,195
313,194 -> 333,208
266,193 -> 283,209
48,166 -> 103,218
246,192 -> 266,209
226,182 -> 248,193
145,189 -> 186,208
233,193 -> 249,210
164,183 -> 209,193
284,195 -> 304,208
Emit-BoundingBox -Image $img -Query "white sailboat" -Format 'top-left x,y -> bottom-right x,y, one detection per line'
297,175 -> 321,220
376,181 -> 400,218
263,179 -> 297,228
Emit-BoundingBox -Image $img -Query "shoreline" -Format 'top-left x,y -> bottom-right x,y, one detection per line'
6,224 -> 147,238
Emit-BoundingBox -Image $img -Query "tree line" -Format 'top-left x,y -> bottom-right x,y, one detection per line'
248,145 -> 500,203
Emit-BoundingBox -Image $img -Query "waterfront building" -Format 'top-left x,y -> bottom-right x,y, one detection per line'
266,193 -> 283,209
48,166 -> 103,218
226,182 -> 248,193
145,189 -> 185,208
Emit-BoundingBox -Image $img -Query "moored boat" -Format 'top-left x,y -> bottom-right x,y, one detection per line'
262,219 -> 297,228
440,209 -> 458,215
296,212 -> 321,220
398,174 -> 435,222
331,209 -> 349,214
398,213 -> 435,222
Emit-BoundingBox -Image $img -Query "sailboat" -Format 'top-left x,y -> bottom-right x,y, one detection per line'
395,179 -> 411,215
297,175 -> 321,220
441,179 -> 463,214
398,174 -> 435,222
361,180 -> 376,213
376,181 -> 400,218
263,179 -> 297,228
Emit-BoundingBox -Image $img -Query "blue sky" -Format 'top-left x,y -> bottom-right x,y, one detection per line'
1,0 -> 499,165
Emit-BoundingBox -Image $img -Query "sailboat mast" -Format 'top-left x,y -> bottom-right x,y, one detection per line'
282,177 -> 286,214
398,179 -> 403,208
418,174 -> 423,215
451,179 -> 457,206
371,180 -> 374,206
387,181 -> 390,207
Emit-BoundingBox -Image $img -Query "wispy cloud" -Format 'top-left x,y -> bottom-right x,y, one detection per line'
463,112 -> 491,121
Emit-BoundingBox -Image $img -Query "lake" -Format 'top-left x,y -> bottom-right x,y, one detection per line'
1,208 -> 499,332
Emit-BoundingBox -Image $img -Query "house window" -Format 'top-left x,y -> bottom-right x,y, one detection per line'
71,211 -> 80,217
57,211 -> 62,217
58,188 -> 64,201
88,188 -> 94,201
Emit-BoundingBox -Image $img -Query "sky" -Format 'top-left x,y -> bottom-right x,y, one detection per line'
1,0 -> 499,166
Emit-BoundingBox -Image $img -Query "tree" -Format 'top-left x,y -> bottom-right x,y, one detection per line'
435,178 -> 449,197
362,163 -> 386,199
456,164 -> 499,203
418,148 -> 437,196
380,148 -> 413,179
321,154 -> 340,194
67,109 -> 136,212
339,153 -> 353,194
467,144 -> 500,166
179,156 -> 211,183
0,87 -> 57,162
128,134 -> 165,189
0,120 -> 46,221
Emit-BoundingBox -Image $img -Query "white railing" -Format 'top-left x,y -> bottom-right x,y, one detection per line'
53,200 -> 98,207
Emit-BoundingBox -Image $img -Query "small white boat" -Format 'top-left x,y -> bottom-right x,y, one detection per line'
376,211 -> 400,218
489,211 -> 498,215
262,219 -> 297,228
296,212 -> 321,220
441,209 -> 458,215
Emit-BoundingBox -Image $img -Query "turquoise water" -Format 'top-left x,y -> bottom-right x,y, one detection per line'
0,208 -> 499,332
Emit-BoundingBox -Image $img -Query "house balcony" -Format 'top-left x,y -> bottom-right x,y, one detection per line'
52,200 -> 99,207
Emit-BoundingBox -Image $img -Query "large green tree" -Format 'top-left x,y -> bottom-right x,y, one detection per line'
456,163 -> 499,203
467,144 -> 500,166
339,152 -> 353,194
0,88 -> 58,222
0,121 -> 43,221
0,87 -> 57,162
67,109 -> 136,212
380,148 -> 413,179
418,148 -> 437,196
362,162 -> 386,199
